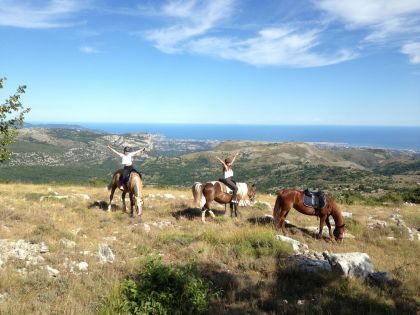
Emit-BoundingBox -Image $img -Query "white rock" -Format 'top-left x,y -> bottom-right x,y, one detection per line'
60,239 -> 76,249
342,211 -> 353,218
323,252 -> 375,279
39,243 -> 49,253
98,243 -> 115,263
162,193 -> 176,199
46,266 -> 59,277
0,292 -> 9,303
143,223 -> 151,233
78,262 -> 89,272
367,219 -> 388,229
291,255 -> 331,273
71,228 -> 82,236
75,194 -> 90,200
103,236 -> 117,242
276,235 -> 308,253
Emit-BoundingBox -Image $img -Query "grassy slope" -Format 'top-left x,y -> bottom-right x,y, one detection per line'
0,183 -> 418,314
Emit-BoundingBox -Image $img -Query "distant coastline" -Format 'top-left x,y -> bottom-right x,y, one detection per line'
26,122 -> 420,150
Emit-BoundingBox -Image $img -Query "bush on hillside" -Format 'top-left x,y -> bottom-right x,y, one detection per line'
116,258 -> 211,315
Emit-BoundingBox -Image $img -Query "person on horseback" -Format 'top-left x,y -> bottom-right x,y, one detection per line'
216,152 -> 239,203
107,145 -> 145,189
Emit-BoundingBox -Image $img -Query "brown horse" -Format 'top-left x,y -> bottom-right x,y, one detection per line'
107,169 -> 143,218
193,181 -> 256,222
273,189 -> 345,241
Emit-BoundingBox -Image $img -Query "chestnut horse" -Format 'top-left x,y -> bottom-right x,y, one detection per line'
193,181 -> 256,222
273,189 -> 345,241
107,169 -> 143,218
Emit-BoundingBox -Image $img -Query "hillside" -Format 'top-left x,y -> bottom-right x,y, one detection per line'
0,127 -> 419,203
0,183 -> 418,314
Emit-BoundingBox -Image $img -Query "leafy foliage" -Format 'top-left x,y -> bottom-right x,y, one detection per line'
0,77 -> 30,162
114,258 -> 211,315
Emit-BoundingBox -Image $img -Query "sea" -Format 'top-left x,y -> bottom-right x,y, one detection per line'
76,123 -> 420,151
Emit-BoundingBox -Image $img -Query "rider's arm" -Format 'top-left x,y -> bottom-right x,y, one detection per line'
215,156 -> 228,170
107,145 -> 123,157
230,152 -> 239,166
132,147 -> 146,156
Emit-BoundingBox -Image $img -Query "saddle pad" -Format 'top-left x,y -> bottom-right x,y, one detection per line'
303,194 -> 313,208
303,193 -> 326,209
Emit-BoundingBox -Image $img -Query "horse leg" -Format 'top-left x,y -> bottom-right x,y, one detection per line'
134,195 -> 143,217
121,191 -> 127,212
325,216 -> 333,240
108,186 -> 116,212
129,193 -> 134,217
230,203 -> 233,218
317,214 -> 327,239
234,203 -> 238,218
274,206 -> 290,235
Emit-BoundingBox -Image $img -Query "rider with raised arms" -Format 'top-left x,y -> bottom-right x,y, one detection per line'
107,145 -> 145,189
215,152 -> 239,203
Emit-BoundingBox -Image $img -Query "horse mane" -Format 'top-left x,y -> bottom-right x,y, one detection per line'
326,195 -> 344,227
237,183 -> 248,197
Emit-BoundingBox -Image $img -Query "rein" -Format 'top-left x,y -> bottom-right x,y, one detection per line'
335,223 -> 346,229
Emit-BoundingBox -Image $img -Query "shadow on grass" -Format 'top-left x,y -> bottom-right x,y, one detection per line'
171,207 -> 227,220
247,217 -> 332,240
88,200 -> 120,211
198,258 -> 417,315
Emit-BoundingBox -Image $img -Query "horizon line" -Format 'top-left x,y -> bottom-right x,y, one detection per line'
27,121 -> 420,128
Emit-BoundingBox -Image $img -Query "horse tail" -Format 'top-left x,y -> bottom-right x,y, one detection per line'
273,192 -> 283,223
192,182 -> 204,207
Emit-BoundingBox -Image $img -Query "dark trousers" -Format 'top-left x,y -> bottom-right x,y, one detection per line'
122,166 -> 133,184
122,166 -> 142,185
219,177 -> 238,199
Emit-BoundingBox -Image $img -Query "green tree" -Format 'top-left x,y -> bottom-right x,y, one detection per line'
0,77 -> 30,162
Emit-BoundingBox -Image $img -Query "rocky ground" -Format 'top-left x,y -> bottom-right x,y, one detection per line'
0,183 -> 419,314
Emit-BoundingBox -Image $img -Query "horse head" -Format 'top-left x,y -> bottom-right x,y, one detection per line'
333,223 -> 345,242
247,183 -> 256,202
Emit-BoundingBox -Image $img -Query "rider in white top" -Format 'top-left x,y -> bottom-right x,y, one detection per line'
216,152 -> 239,203
107,145 -> 145,188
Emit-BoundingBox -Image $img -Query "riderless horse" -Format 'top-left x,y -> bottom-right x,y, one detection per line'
108,169 -> 143,218
273,189 -> 345,241
192,181 -> 256,222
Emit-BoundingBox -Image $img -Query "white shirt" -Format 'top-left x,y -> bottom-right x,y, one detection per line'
224,168 -> 233,178
118,152 -> 135,166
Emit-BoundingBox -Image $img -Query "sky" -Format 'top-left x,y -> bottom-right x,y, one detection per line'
0,0 -> 419,126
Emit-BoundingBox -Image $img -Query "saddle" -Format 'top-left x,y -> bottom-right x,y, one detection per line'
303,189 -> 326,215
120,169 -> 142,185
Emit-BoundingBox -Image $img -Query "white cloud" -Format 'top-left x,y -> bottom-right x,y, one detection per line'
143,0 -> 234,53
187,27 -> 356,67
0,0 -> 88,29
401,42 -> 420,64
79,45 -> 101,54
316,0 -> 420,42
141,0 -> 355,67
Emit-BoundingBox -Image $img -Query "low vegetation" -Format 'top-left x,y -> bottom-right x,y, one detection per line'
0,183 -> 418,314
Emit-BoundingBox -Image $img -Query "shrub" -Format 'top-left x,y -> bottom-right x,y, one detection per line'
111,258 -> 211,315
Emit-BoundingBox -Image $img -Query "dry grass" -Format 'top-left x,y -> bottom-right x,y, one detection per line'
0,183 -> 419,314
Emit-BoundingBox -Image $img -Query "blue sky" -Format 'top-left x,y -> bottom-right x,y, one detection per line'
0,0 -> 419,125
